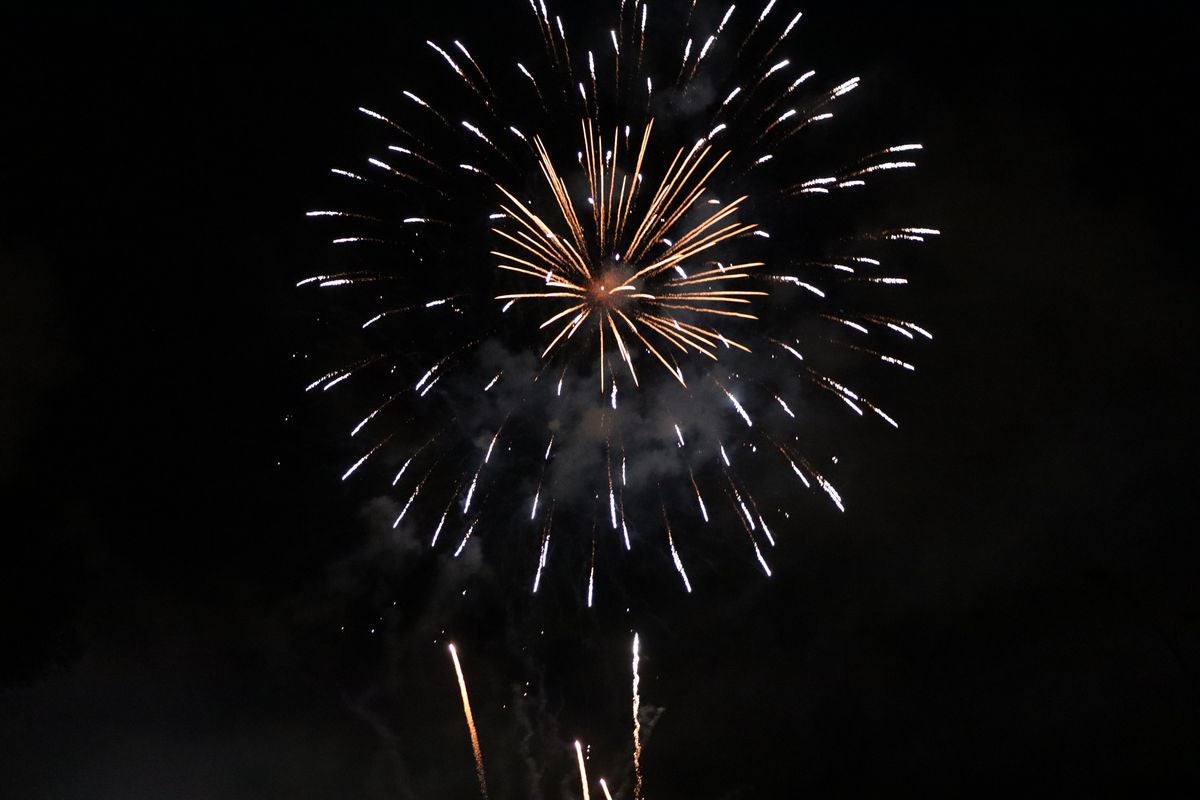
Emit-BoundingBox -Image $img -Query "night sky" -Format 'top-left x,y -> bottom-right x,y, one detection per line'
3,1 -> 1199,796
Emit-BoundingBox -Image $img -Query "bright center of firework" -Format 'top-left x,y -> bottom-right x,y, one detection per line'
495,121 -> 766,387
587,265 -> 631,310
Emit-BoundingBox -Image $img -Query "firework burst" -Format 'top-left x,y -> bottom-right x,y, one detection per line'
302,0 -> 936,600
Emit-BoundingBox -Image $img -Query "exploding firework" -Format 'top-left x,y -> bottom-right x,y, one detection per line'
302,0 -> 936,600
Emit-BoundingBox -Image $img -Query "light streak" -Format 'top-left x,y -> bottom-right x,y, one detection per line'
533,524 -> 550,593
633,633 -> 644,799
448,644 -> 489,800
453,520 -> 478,557
575,740 -> 591,800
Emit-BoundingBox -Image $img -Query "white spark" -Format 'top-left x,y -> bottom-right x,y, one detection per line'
881,355 -> 916,371
759,517 -> 776,546
753,539 -> 773,576
341,451 -> 372,481
789,459 -> 811,488
668,529 -> 693,593
453,520 -> 478,557
719,4 -> 736,32
533,532 -> 550,592
463,472 -> 479,512
393,486 -> 420,528
725,390 -> 753,427
391,458 -> 413,486
431,509 -> 448,546
816,474 -> 845,512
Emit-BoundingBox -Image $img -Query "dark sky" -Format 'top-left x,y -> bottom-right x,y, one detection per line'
2,1 -> 1199,796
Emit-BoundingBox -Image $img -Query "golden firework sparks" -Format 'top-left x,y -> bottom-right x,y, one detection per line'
495,119 -> 767,389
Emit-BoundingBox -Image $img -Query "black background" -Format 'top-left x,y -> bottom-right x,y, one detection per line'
2,1 -> 1198,796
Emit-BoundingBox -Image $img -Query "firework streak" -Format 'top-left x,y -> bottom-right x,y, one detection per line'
303,0 -> 936,599
449,644 -> 490,799
448,633 -> 647,797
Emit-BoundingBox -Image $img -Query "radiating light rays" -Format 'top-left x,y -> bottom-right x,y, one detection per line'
494,120 -> 765,387
304,0 -> 935,605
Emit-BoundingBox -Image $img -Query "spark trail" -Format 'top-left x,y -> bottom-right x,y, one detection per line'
575,740 -> 591,800
449,644 -> 490,800
633,632 -> 644,799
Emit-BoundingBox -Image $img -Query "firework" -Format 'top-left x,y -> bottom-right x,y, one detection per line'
632,631 -> 644,799
575,739 -> 592,800
302,0 -> 936,600
447,632 -> 649,798
449,643 -> 490,799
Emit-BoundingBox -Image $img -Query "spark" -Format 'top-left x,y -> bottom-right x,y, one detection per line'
453,520 -> 478,557
431,507 -> 449,546
391,458 -> 413,485
690,470 -> 710,522
724,387 -> 753,427
752,537 -> 772,576
719,4 -> 737,33
765,59 -> 789,78
392,484 -> 420,527
759,516 -> 776,545
816,473 -> 845,512
533,525 -> 550,592
587,542 -> 596,607
463,472 -> 479,512
881,354 -> 916,371
484,429 -> 500,463
666,515 -> 693,593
